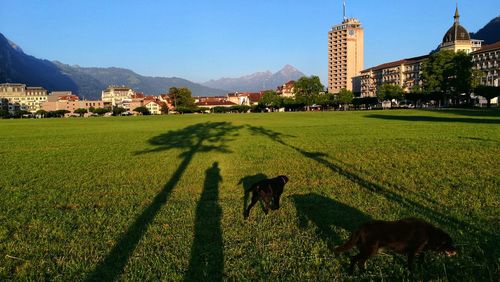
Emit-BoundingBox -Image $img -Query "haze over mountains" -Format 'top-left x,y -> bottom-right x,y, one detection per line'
202,65 -> 305,92
0,32 -> 306,99
0,33 -> 229,100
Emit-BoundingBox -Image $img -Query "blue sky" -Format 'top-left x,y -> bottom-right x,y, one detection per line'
1,0 -> 498,84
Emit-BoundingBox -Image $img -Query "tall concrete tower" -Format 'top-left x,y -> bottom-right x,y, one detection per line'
328,1 -> 364,93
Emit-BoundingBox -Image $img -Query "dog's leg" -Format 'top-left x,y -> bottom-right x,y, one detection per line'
407,251 -> 416,272
263,196 -> 272,214
271,194 -> 281,210
417,252 -> 425,265
244,193 -> 259,219
349,253 -> 367,274
349,255 -> 359,274
408,242 -> 426,272
352,242 -> 377,273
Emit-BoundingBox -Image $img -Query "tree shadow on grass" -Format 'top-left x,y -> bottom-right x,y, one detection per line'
184,162 -> 224,281
86,122 -> 241,281
458,136 -> 500,144
292,193 -> 371,249
245,125 -> 495,241
431,108 -> 500,118
237,173 -> 268,218
365,114 -> 500,124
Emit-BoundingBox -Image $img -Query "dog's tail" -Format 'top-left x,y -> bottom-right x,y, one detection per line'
334,230 -> 360,254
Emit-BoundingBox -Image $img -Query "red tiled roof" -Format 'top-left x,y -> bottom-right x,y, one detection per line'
247,92 -> 263,102
58,95 -> 79,101
131,93 -> 145,99
362,55 -> 428,73
196,100 -> 237,106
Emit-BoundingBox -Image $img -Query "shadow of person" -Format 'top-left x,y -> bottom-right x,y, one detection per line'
86,122 -> 240,282
237,173 -> 268,218
292,193 -> 371,249
184,162 -> 224,282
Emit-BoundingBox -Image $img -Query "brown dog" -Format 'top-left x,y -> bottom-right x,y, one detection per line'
244,175 -> 288,219
334,218 -> 457,273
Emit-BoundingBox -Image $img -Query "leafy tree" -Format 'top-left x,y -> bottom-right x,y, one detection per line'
133,106 -> 150,115
251,103 -> 267,113
281,97 -> 304,111
294,75 -> 324,111
475,86 -> 500,108
316,93 -> 337,110
422,50 -> 474,106
13,110 -> 31,118
352,97 -> 378,109
74,108 -> 88,117
160,104 -> 169,114
378,84 -> 404,102
0,109 -> 10,118
336,88 -> 354,109
35,110 -> 47,117
422,50 -> 455,95
169,87 -> 195,109
112,107 -> 126,116
175,105 -> 200,114
471,69 -> 484,90
452,52 -> 474,95
229,105 -> 251,113
212,106 -> 229,113
92,108 -> 111,115
46,110 -> 70,118
260,90 -> 281,111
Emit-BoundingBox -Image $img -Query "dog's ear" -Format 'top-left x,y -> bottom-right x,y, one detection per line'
281,175 -> 289,184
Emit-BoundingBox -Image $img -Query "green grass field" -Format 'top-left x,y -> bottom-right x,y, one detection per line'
1,109 -> 499,281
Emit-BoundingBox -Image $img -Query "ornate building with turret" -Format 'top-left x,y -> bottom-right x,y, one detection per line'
359,6 -> 499,98
439,6 -> 482,53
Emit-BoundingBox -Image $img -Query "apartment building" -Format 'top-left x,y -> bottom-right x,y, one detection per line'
0,83 -> 48,113
360,56 -> 428,97
42,94 -> 110,112
472,42 -> 500,87
101,85 -> 135,107
276,81 -> 295,98
328,17 -> 364,93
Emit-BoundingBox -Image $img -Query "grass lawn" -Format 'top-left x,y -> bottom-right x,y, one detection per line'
0,109 -> 499,281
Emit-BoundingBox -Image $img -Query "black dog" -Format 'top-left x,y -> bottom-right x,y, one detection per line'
334,218 -> 457,273
244,175 -> 288,219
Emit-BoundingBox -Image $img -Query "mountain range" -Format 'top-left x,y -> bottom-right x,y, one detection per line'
470,16 -> 500,45
0,33 -> 306,99
1,16 -> 498,99
0,33 -> 227,100
202,65 -> 305,92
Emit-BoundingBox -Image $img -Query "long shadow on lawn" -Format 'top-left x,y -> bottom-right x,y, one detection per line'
432,109 -> 500,118
245,125 -> 495,240
184,162 -> 224,281
365,114 -> 500,124
86,122 -> 241,282
292,193 -> 371,249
